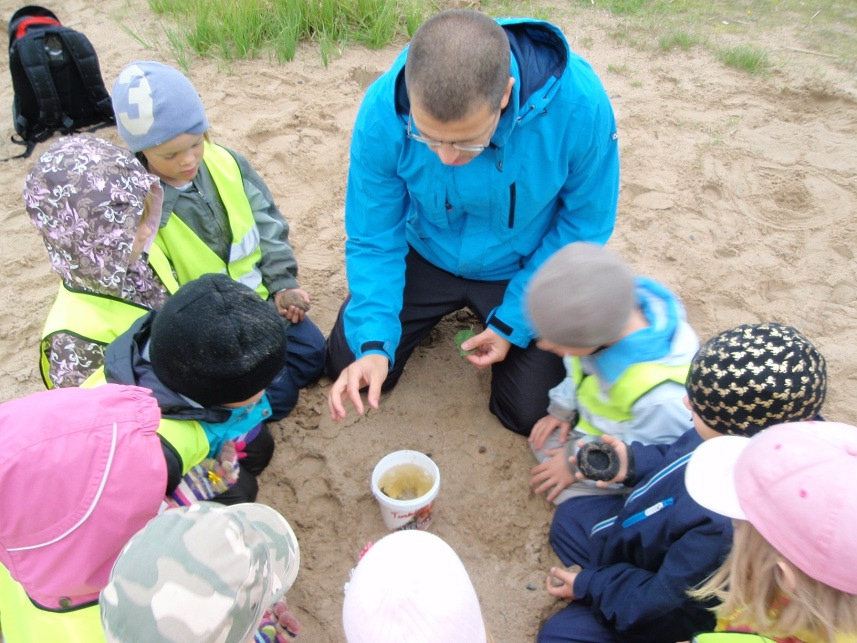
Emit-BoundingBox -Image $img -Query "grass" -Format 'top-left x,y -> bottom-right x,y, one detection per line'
715,44 -> 770,73
579,0 -> 856,74
133,0 -> 856,76
140,0 -> 446,66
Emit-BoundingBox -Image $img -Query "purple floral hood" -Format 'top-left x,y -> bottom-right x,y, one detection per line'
24,135 -> 166,306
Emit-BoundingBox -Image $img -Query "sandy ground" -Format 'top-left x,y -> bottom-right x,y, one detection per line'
0,1 -> 855,640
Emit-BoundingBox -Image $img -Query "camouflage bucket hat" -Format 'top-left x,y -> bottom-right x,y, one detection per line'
100,502 -> 299,643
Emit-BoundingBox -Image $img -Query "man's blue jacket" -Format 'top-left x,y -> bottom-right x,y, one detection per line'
343,18 -> 620,362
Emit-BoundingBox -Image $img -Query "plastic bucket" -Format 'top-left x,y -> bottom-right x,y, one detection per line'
371,450 -> 440,531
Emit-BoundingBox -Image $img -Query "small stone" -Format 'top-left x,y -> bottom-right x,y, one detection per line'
526,583 -> 536,591
478,445 -> 487,454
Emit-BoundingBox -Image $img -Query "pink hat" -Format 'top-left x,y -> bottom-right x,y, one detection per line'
0,384 -> 167,609
342,530 -> 487,643
685,421 -> 857,594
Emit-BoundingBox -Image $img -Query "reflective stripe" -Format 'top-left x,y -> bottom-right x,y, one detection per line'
229,225 -> 260,263
152,142 -> 268,299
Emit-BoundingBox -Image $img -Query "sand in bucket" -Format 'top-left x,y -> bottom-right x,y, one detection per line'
371,450 -> 440,531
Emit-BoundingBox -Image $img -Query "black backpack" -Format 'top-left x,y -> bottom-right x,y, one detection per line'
7,5 -> 115,158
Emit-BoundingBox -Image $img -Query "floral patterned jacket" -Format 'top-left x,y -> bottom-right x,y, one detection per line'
25,135 -> 170,387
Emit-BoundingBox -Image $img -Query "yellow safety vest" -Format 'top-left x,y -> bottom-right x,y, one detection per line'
0,563 -> 104,642
152,142 -> 268,299
81,369 -> 209,476
572,358 -> 690,436
38,244 -> 180,389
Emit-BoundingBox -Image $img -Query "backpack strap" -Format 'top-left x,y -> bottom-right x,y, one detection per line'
54,29 -> 115,124
12,29 -> 69,139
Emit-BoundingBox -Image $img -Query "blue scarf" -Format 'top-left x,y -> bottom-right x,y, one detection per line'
199,394 -> 272,457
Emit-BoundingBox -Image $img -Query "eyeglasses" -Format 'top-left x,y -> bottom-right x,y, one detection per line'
407,111 -> 499,154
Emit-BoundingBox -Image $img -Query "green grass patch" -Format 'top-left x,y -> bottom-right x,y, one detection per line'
658,30 -> 700,52
715,44 -> 770,73
580,0 -> 855,74
145,0 -> 435,65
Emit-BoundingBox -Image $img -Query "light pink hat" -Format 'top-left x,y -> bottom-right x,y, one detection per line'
0,384 -> 166,609
342,530 -> 487,643
685,421 -> 857,594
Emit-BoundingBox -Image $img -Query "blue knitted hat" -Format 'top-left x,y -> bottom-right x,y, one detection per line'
111,61 -> 209,153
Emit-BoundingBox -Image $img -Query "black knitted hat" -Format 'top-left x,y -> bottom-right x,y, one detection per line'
149,274 -> 287,407
686,323 -> 827,436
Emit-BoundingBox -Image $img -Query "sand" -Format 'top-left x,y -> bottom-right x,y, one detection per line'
1,0 -> 855,640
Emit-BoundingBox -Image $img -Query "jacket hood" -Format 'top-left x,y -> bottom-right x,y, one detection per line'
586,277 -> 699,383
103,314 -> 231,424
0,384 -> 165,609
393,18 -> 569,121
24,135 -> 166,306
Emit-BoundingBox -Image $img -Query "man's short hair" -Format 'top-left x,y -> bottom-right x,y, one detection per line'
405,10 -> 511,122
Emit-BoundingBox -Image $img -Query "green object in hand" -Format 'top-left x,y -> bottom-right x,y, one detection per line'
454,329 -> 477,356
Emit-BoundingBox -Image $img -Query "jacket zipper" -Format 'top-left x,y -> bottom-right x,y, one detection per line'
508,183 -> 516,228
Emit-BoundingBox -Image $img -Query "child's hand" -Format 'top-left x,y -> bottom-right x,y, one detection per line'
256,597 -> 300,641
571,434 -> 629,486
530,448 -> 575,502
275,288 -> 311,324
546,565 -> 581,600
529,415 -> 572,451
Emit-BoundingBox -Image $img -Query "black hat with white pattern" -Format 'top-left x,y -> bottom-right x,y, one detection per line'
686,323 -> 827,436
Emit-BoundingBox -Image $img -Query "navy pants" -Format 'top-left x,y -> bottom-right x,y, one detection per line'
539,495 -> 627,643
266,316 -> 325,421
324,248 -> 564,435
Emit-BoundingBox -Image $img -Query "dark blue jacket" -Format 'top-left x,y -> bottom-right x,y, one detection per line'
572,430 -> 733,642
102,313 -> 234,490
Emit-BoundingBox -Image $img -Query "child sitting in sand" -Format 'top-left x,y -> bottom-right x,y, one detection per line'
342,530 -> 492,642
25,135 -> 177,389
83,273 -> 287,505
540,323 -> 828,643
526,241 -> 698,504
111,60 -> 324,421
100,502 -> 301,643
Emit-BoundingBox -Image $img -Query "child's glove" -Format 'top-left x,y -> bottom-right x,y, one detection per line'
165,440 -> 240,507
255,597 -> 300,641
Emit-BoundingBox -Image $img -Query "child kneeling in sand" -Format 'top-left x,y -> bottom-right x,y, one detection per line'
526,241 -> 698,504
540,323 -> 827,643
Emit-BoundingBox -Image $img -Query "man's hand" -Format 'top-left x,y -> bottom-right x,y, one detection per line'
546,565 -> 581,600
274,288 -> 311,324
328,354 -> 390,421
529,414 -> 573,451
530,448 -> 575,502
572,434 -> 630,487
460,327 -> 511,368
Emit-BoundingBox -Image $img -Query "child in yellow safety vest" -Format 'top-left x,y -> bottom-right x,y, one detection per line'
111,60 -> 324,422
25,135 -> 176,390
525,241 -> 699,504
